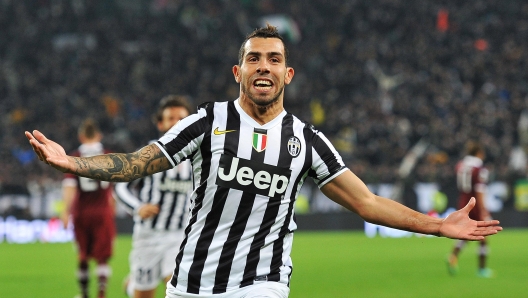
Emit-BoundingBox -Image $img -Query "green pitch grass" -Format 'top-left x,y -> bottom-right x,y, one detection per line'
1,229 -> 526,298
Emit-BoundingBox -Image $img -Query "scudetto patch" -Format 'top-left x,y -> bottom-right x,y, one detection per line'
253,132 -> 267,152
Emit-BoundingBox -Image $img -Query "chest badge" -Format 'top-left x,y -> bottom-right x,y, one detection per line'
252,132 -> 267,152
288,136 -> 301,157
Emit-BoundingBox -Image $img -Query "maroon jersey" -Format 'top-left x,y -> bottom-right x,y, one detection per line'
63,143 -> 114,218
455,155 -> 488,220
63,142 -> 115,262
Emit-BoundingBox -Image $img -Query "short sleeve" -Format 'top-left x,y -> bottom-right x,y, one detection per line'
308,129 -> 347,187
156,106 -> 209,167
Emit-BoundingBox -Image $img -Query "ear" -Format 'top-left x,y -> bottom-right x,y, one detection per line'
232,65 -> 241,83
284,67 -> 295,85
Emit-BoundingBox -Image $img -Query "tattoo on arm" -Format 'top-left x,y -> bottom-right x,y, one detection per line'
71,144 -> 172,182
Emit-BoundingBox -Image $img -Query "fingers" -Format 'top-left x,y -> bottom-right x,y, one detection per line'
147,207 -> 160,216
466,225 -> 502,241
472,227 -> 501,235
26,131 -> 46,161
26,130 -> 56,163
25,131 -> 35,141
477,219 -> 500,227
461,228 -> 500,241
32,130 -> 51,143
476,219 -> 501,227
465,235 -> 485,241
462,197 -> 476,211
25,130 -> 45,142
140,210 -> 158,219
139,205 -> 160,219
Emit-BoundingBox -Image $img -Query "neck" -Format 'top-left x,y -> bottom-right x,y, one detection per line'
238,94 -> 284,125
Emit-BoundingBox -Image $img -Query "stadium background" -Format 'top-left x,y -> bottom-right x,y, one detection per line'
2,1 -> 528,233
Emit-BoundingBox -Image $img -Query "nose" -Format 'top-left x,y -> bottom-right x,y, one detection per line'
256,61 -> 270,74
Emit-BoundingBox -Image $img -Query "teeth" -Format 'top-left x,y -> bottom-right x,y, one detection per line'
254,80 -> 271,86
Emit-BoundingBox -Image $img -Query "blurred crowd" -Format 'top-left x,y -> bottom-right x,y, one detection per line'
2,0 -> 528,199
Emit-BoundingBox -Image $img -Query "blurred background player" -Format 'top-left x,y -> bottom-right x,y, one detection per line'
447,141 -> 493,278
61,119 -> 116,298
115,95 -> 194,298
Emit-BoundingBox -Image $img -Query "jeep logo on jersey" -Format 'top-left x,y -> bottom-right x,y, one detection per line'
252,132 -> 267,152
287,136 -> 301,157
216,155 -> 291,198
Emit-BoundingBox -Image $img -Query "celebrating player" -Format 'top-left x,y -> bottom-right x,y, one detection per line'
61,119 -> 115,298
27,25 -> 502,298
115,95 -> 194,298
447,141 -> 494,278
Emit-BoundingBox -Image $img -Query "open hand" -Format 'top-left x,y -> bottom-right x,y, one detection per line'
439,197 -> 502,240
25,130 -> 73,173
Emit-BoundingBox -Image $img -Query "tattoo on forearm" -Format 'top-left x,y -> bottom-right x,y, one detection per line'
139,146 -> 155,162
71,144 -> 171,182
107,155 -> 124,173
74,158 -> 90,171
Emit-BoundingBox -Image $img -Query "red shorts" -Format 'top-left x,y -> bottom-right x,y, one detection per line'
73,212 -> 116,263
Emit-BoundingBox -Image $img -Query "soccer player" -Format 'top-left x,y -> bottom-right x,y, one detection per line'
447,141 -> 494,278
27,25 -> 502,298
115,95 -> 194,298
61,119 -> 115,298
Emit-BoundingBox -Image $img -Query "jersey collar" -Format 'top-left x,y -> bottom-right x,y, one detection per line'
234,98 -> 287,130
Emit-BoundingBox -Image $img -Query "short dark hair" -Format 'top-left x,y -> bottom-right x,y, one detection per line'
78,118 -> 100,139
154,95 -> 193,123
466,140 -> 484,156
238,24 -> 289,66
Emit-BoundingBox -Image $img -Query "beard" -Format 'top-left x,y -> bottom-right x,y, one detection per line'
241,82 -> 284,108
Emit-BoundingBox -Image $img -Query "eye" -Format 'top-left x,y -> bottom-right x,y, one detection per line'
270,57 -> 280,63
248,56 -> 258,62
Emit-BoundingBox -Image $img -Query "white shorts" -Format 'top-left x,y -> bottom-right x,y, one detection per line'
129,229 -> 185,291
165,281 -> 290,298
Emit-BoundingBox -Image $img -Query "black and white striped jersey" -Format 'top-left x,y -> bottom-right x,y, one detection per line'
114,142 -> 193,233
155,99 -> 347,295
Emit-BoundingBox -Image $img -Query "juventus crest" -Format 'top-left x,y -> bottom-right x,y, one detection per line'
287,136 -> 301,157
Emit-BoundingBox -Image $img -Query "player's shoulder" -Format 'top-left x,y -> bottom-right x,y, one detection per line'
196,101 -> 228,118
458,156 -> 483,168
197,101 -> 213,110
289,113 -> 320,134
197,100 -> 230,111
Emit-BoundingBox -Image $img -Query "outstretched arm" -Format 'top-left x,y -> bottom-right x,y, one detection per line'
321,170 -> 502,240
25,130 -> 172,182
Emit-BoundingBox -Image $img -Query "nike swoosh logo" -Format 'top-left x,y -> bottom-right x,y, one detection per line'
214,127 -> 237,135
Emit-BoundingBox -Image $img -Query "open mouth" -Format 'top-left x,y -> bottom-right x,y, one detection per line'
253,79 -> 273,91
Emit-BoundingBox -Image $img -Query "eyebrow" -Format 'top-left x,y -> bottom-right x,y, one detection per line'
246,51 -> 284,58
